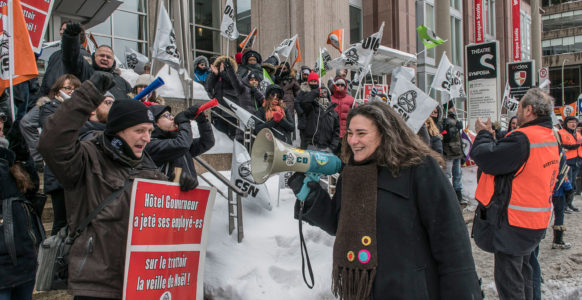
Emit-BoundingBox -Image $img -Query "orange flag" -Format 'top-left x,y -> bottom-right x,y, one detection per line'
291,38 -> 302,68
0,0 -> 38,91
239,27 -> 258,51
560,102 -> 577,120
327,28 -> 344,53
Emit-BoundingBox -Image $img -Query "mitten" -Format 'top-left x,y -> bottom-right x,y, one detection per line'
89,71 -> 115,95
179,172 -> 198,192
272,110 -> 284,122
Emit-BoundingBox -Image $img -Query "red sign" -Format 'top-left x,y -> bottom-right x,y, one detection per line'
512,0 -> 521,61
0,0 -> 55,53
123,179 -> 216,300
474,0 -> 483,43
363,84 -> 388,99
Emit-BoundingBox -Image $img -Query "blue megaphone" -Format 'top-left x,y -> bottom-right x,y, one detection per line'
133,76 -> 165,100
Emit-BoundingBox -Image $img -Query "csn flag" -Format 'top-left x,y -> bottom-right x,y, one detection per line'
390,78 -> 438,133
220,0 -> 239,40
389,66 -> 415,97
273,34 -> 298,58
431,53 -> 464,100
329,22 -> 384,70
230,141 -> 272,211
124,47 -> 149,74
223,97 -> 263,131
152,2 -> 181,69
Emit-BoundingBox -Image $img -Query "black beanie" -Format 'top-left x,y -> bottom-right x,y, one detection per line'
149,104 -> 171,121
105,100 -> 155,135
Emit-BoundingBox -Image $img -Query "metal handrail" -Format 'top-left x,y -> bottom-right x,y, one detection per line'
194,156 -> 247,197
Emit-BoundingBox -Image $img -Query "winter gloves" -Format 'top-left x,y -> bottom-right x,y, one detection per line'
173,112 -> 190,124
179,171 -> 198,192
89,71 -> 115,95
272,110 -> 284,123
64,22 -> 82,36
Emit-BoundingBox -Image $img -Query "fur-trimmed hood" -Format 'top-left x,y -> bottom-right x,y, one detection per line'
213,55 -> 238,72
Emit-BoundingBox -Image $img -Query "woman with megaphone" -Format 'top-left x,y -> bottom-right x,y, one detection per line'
253,84 -> 295,144
288,101 -> 481,299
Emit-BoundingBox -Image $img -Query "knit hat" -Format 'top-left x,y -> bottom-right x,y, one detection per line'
307,72 -> 319,82
301,66 -> 311,75
235,52 -> 243,64
135,74 -> 155,87
242,50 -> 262,64
247,71 -> 263,82
149,104 -> 171,121
265,84 -> 284,100
105,100 -> 155,134
104,91 -> 115,100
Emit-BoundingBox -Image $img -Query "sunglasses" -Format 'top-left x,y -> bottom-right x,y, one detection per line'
161,112 -> 174,119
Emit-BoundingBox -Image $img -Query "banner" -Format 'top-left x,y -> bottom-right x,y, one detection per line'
364,84 -> 388,100
125,47 -> 149,74
389,78 -> 438,133
239,27 -> 257,51
465,41 -> 500,131
152,2 -> 181,69
431,52 -> 465,100
327,28 -> 344,53
0,0 -> 38,90
507,60 -> 535,101
417,25 -> 445,49
512,0 -> 521,61
123,180 -> 216,300
0,0 -> 55,53
231,141 -> 272,211
220,0 -> 239,40
474,0 -> 484,43
329,22 -> 384,70
273,34 -> 297,58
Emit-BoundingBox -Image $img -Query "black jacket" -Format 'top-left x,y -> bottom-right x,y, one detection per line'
470,116 -> 551,256
61,31 -> 131,100
146,118 -> 215,181
297,91 -> 340,150
79,121 -> 106,142
40,48 -> 91,97
429,135 -> 444,154
0,149 -> 43,289
253,107 -> 295,144
236,76 -> 264,116
295,156 -> 482,299
442,113 -> 464,159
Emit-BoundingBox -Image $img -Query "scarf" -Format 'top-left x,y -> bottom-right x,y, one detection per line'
332,161 -> 378,300
102,133 -> 143,168
265,106 -> 284,121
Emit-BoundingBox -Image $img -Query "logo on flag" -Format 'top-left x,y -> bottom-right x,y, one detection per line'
514,71 -> 526,86
274,34 -> 298,58
390,78 -> 438,133
327,28 -> 344,53
397,91 -> 417,113
220,0 -> 239,40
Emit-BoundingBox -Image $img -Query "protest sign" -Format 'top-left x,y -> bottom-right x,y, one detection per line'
123,179 -> 216,300
0,0 -> 56,53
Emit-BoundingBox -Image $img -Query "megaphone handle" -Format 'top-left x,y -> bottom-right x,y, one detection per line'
296,173 -> 321,202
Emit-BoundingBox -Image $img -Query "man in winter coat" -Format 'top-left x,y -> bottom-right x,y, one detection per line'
37,72 -> 191,299
559,116 -> 580,211
236,50 -> 263,79
471,88 -> 559,300
275,62 -> 300,118
146,104 -> 215,188
295,72 -> 322,148
61,23 -> 132,99
297,85 -> 340,152
442,103 -> 466,204
193,56 -> 210,84
238,72 -> 265,115
330,77 -> 354,138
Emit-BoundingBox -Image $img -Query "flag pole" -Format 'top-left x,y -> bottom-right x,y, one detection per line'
8,0 -> 15,121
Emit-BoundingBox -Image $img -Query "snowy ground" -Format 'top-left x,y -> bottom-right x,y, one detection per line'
202,166 -> 582,300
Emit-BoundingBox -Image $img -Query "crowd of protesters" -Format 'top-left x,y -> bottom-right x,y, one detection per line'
1,21 -> 581,300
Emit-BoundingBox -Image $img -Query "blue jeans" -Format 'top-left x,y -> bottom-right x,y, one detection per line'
446,159 -> 463,191
568,164 -> 579,192
553,195 -> 566,226
0,280 -> 34,300
530,246 -> 541,300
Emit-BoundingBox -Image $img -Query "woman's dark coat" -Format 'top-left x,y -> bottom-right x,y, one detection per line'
295,156 -> 482,299
253,107 -> 295,144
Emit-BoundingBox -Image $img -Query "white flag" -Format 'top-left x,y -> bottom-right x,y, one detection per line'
220,0 -> 239,40
230,141 -> 272,211
390,79 -> 438,133
389,66 -> 416,97
273,34 -> 298,57
502,81 -> 519,112
431,53 -> 464,100
223,97 -> 263,130
124,47 -> 149,74
329,22 -> 384,70
152,2 -> 181,68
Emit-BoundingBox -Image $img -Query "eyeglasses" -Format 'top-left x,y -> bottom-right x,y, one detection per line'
61,86 -> 75,92
103,99 -> 114,106
161,112 -> 174,119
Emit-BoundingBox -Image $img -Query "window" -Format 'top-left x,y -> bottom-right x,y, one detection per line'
349,5 -> 362,43
89,0 -> 148,58
189,0 -> 221,58
542,9 -> 582,31
521,11 -> 531,60
450,16 -> 463,65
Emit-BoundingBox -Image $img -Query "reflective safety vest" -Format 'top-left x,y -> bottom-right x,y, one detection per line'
475,125 -> 559,229
558,128 -> 578,160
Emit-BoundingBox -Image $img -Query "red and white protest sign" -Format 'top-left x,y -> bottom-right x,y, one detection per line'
363,84 -> 388,99
0,0 -> 55,53
123,179 -> 216,300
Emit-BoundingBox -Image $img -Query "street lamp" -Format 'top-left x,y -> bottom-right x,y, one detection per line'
562,58 -> 569,106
